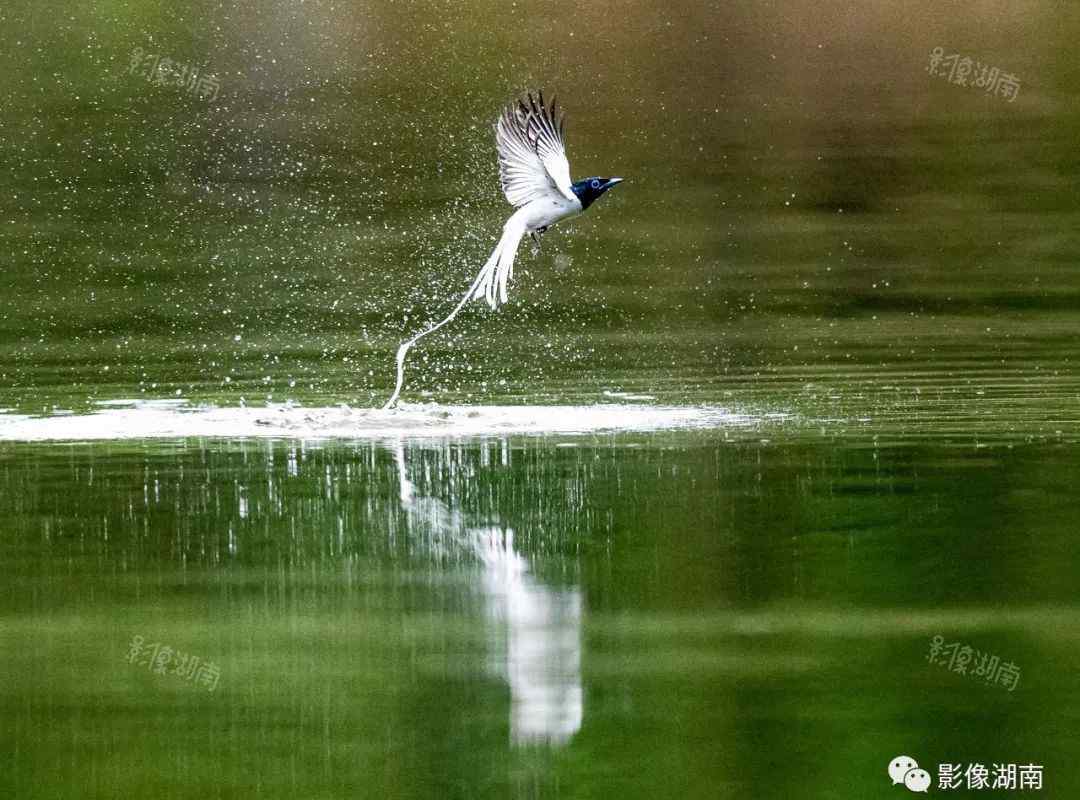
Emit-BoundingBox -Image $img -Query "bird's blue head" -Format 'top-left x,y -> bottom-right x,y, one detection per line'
571,176 -> 624,211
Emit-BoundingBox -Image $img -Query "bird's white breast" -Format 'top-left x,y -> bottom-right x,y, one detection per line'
519,195 -> 583,232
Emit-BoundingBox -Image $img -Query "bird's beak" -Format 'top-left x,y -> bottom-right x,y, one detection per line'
603,178 -> 624,190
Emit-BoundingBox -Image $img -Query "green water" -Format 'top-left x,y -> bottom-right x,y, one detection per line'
4,436 -> 1079,798
3,1 -> 1080,797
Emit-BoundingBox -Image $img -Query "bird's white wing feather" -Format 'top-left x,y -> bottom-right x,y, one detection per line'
496,92 -> 576,207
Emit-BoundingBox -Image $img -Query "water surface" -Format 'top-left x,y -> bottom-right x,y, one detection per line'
2,1 -> 1080,797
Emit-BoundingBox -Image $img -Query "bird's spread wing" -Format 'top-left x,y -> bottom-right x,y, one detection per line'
495,91 -> 576,207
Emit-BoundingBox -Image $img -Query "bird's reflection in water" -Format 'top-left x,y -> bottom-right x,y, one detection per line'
393,440 -> 583,747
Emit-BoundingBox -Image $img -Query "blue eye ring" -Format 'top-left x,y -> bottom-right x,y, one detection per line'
590,179 -> 600,189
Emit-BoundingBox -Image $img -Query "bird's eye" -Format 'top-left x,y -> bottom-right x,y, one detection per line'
590,179 -> 600,189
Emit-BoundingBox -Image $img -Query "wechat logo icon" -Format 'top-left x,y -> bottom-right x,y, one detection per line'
889,755 -> 931,793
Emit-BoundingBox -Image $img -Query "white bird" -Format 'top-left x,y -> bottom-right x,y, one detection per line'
384,91 -> 623,408
474,91 -> 623,308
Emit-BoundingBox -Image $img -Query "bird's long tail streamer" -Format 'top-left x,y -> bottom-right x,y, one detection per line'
383,239 -> 504,409
474,223 -> 522,308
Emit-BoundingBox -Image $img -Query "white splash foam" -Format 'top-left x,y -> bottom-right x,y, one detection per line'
602,390 -> 657,401
0,399 -> 759,442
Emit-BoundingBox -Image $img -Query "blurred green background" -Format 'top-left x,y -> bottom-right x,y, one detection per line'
1,1 -> 1079,798
1,0 -> 1078,412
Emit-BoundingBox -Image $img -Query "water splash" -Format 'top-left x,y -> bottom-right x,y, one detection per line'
0,399 -> 760,441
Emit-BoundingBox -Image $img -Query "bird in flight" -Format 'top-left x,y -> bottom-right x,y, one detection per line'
475,90 -> 623,307
384,91 -> 622,408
